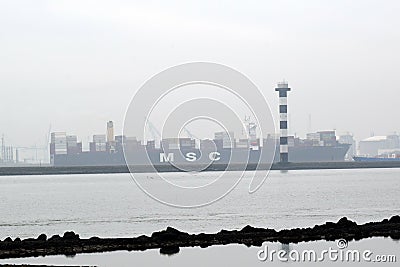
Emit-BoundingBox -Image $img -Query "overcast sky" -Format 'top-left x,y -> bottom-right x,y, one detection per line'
1,0 -> 399,158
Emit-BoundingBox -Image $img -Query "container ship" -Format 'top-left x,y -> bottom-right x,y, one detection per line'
50,121 -> 350,167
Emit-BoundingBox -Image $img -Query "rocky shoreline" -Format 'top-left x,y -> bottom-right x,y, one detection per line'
1,216 -> 399,259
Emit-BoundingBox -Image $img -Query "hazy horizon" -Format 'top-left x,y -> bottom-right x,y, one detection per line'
1,0 -> 400,162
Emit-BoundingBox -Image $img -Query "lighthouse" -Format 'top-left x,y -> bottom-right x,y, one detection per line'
275,81 -> 291,163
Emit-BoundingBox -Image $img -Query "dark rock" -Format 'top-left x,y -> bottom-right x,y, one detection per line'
14,237 -> 21,242
325,222 -> 335,228
241,225 -> 258,233
22,238 -> 36,242
3,237 -> 12,243
241,225 -> 276,235
218,229 -> 230,234
48,234 -> 61,241
389,215 -> 400,223
63,231 -> 80,240
136,235 -> 150,244
37,233 -> 47,241
337,217 -> 357,227
151,227 -> 188,241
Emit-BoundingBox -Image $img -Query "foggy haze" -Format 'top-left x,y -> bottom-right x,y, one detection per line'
1,0 -> 399,160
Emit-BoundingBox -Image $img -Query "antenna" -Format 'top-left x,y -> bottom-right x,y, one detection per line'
243,115 -> 251,136
45,124 -> 52,163
1,134 -> 4,163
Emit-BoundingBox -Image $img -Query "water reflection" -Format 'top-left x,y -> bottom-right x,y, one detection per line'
280,243 -> 291,261
0,238 -> 398,267
160,246 -> 180,256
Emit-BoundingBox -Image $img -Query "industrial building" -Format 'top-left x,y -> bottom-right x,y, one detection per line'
358,135 -> 400,157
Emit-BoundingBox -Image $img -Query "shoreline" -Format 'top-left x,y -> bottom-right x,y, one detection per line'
1,216 -> 399,259
1,161 -> 400,176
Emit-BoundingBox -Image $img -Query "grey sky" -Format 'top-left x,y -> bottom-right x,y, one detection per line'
1,0 -> 399,157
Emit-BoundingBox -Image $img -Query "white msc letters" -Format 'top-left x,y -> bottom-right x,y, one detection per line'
159,152 -> 221,162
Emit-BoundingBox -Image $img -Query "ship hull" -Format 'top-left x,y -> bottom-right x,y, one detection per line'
353,156 -> 400,162
52,144 -> 350,167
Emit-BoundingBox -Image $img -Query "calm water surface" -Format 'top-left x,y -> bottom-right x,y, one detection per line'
0,168 -> 399,239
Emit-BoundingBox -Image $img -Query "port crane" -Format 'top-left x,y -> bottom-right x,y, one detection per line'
0,124 -> 51,164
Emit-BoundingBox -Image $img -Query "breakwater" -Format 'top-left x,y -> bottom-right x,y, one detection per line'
0,216 -> 399,258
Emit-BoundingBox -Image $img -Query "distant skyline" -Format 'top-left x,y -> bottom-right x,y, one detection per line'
1,0 -> 400,156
